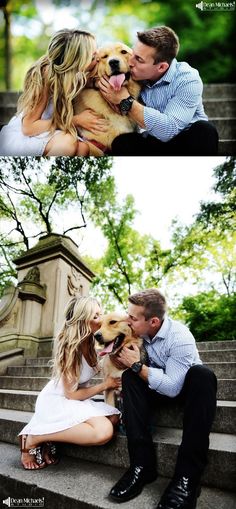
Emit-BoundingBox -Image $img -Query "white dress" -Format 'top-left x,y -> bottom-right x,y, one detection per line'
0,100 -> 61,156
19,355 -> 120,436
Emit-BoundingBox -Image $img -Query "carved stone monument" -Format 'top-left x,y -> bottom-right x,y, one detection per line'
0,234 -> 95,357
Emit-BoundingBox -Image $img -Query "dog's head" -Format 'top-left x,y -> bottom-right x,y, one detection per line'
96,42 -> 133,91
94,312 -> 133,357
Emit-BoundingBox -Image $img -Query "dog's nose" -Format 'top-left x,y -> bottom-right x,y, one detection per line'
94,331 -> 103,343
109,58 -> 120,70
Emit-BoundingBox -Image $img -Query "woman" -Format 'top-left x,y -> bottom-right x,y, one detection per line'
19,295 -> 120,470
0,29 -> 108,156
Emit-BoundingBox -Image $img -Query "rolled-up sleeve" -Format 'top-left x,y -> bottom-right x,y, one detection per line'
147,343 -> 199,397
143,78 -> 204,142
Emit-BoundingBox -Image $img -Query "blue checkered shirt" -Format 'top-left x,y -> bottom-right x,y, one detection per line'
140,58 -> 208,142
143,316 -> 202,398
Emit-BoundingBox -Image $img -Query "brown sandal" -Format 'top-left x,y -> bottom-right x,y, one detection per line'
19,434 -> 47,470
43,441 -> 60,466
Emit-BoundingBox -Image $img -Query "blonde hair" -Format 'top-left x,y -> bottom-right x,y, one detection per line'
52,295 -> 100,384
17,29 -> 95,137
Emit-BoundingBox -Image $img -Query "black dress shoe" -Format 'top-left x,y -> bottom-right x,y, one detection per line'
156,476 -> 201,509
109,465 -> 157,502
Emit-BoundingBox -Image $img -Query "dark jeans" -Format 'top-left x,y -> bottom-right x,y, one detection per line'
122,364 -> 217,482
111,121 -> 219,156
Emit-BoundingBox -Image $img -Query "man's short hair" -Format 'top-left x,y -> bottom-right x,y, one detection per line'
137,26 -> 179,64
128,289 -> 167,320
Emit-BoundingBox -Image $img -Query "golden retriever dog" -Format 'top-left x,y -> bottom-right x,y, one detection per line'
94,312 -> 146,407
74,43 -> 141,155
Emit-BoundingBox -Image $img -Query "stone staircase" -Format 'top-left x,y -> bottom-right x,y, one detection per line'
0,340 -> 236,508
203,84 -> 236,155
0,84 -> 235,155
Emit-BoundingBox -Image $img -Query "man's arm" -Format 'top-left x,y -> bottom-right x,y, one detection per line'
119,342 -> 199,398
98,76 -> 145,127
99,75 -> 204,142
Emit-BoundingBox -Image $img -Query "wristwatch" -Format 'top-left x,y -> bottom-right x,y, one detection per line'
119,95 -> 135,115
131,361 -> 143,374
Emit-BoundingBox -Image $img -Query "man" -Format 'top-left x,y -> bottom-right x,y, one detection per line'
109,289 -> 217,508
99,26 -> 219,155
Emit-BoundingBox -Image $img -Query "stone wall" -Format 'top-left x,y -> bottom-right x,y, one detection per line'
0,233 -> 95,357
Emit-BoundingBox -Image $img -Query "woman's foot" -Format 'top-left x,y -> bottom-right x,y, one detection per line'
20,434 -> 46,470
43,442 -> 60,466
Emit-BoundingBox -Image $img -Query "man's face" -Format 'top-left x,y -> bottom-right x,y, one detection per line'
127,303 -> 159,338
129,40 -> 166,81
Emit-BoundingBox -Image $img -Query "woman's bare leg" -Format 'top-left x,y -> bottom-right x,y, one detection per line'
44,132 -> 77,156
21,416 -> 114,469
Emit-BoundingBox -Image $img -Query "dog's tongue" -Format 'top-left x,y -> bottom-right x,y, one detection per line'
98,341 -> 114,357
109,73 -> 125,91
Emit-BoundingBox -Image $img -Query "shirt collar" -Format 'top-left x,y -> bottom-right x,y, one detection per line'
144,58 -> 177,88
143,315 -> 169,344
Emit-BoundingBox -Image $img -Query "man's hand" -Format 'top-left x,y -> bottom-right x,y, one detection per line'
118,344 -> 141,368
98,75 -> 130,105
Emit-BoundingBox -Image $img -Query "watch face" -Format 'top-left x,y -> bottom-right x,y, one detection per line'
132,362 -> 142,373
119,96 -> 134,114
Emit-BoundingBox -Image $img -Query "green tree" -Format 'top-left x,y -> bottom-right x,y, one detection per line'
104,0 -> 236,83
0,0 -> 37,89
197,156 -> 236,231
0,156 -> 114,295
1,0 -> 235,89
174,291 -> 236,342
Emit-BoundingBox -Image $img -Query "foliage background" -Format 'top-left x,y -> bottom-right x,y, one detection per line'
0,156 -> 235,342
0,0 -> 236,90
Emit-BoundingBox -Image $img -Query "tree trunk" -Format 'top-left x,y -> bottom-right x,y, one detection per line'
3,4 -> 11,90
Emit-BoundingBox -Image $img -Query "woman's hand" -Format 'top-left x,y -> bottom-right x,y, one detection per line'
104,376 -> 122,390
73,109 -> 109,134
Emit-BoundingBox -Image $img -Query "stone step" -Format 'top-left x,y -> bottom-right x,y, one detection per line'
24,349 -> 236,365
151,399 -> 236,435
205,362 -> 236,379
1,102 -> 235,122
7,365 -> 51,377
203,84 -> 236,99
211,118 -> 236,139
0,376 -> 50,391
0,348 -> 25,376
24,340 -> 236,366
7,360 -> 236,379
25,357 -> 51,366
219,139 -> 236,155
0,106 -> 17,123
0,91 -> 21,105
200,350 -> 236,363
0,411 -> 235,491
0,389 -> 234,434
1,374 -> 234,400
197,340 -> 236,351
0,348 -> 24,360
217,379 -> 236,401
1,443 -> 235,509
204,99 -> 236,117
0,84 -> 235,104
